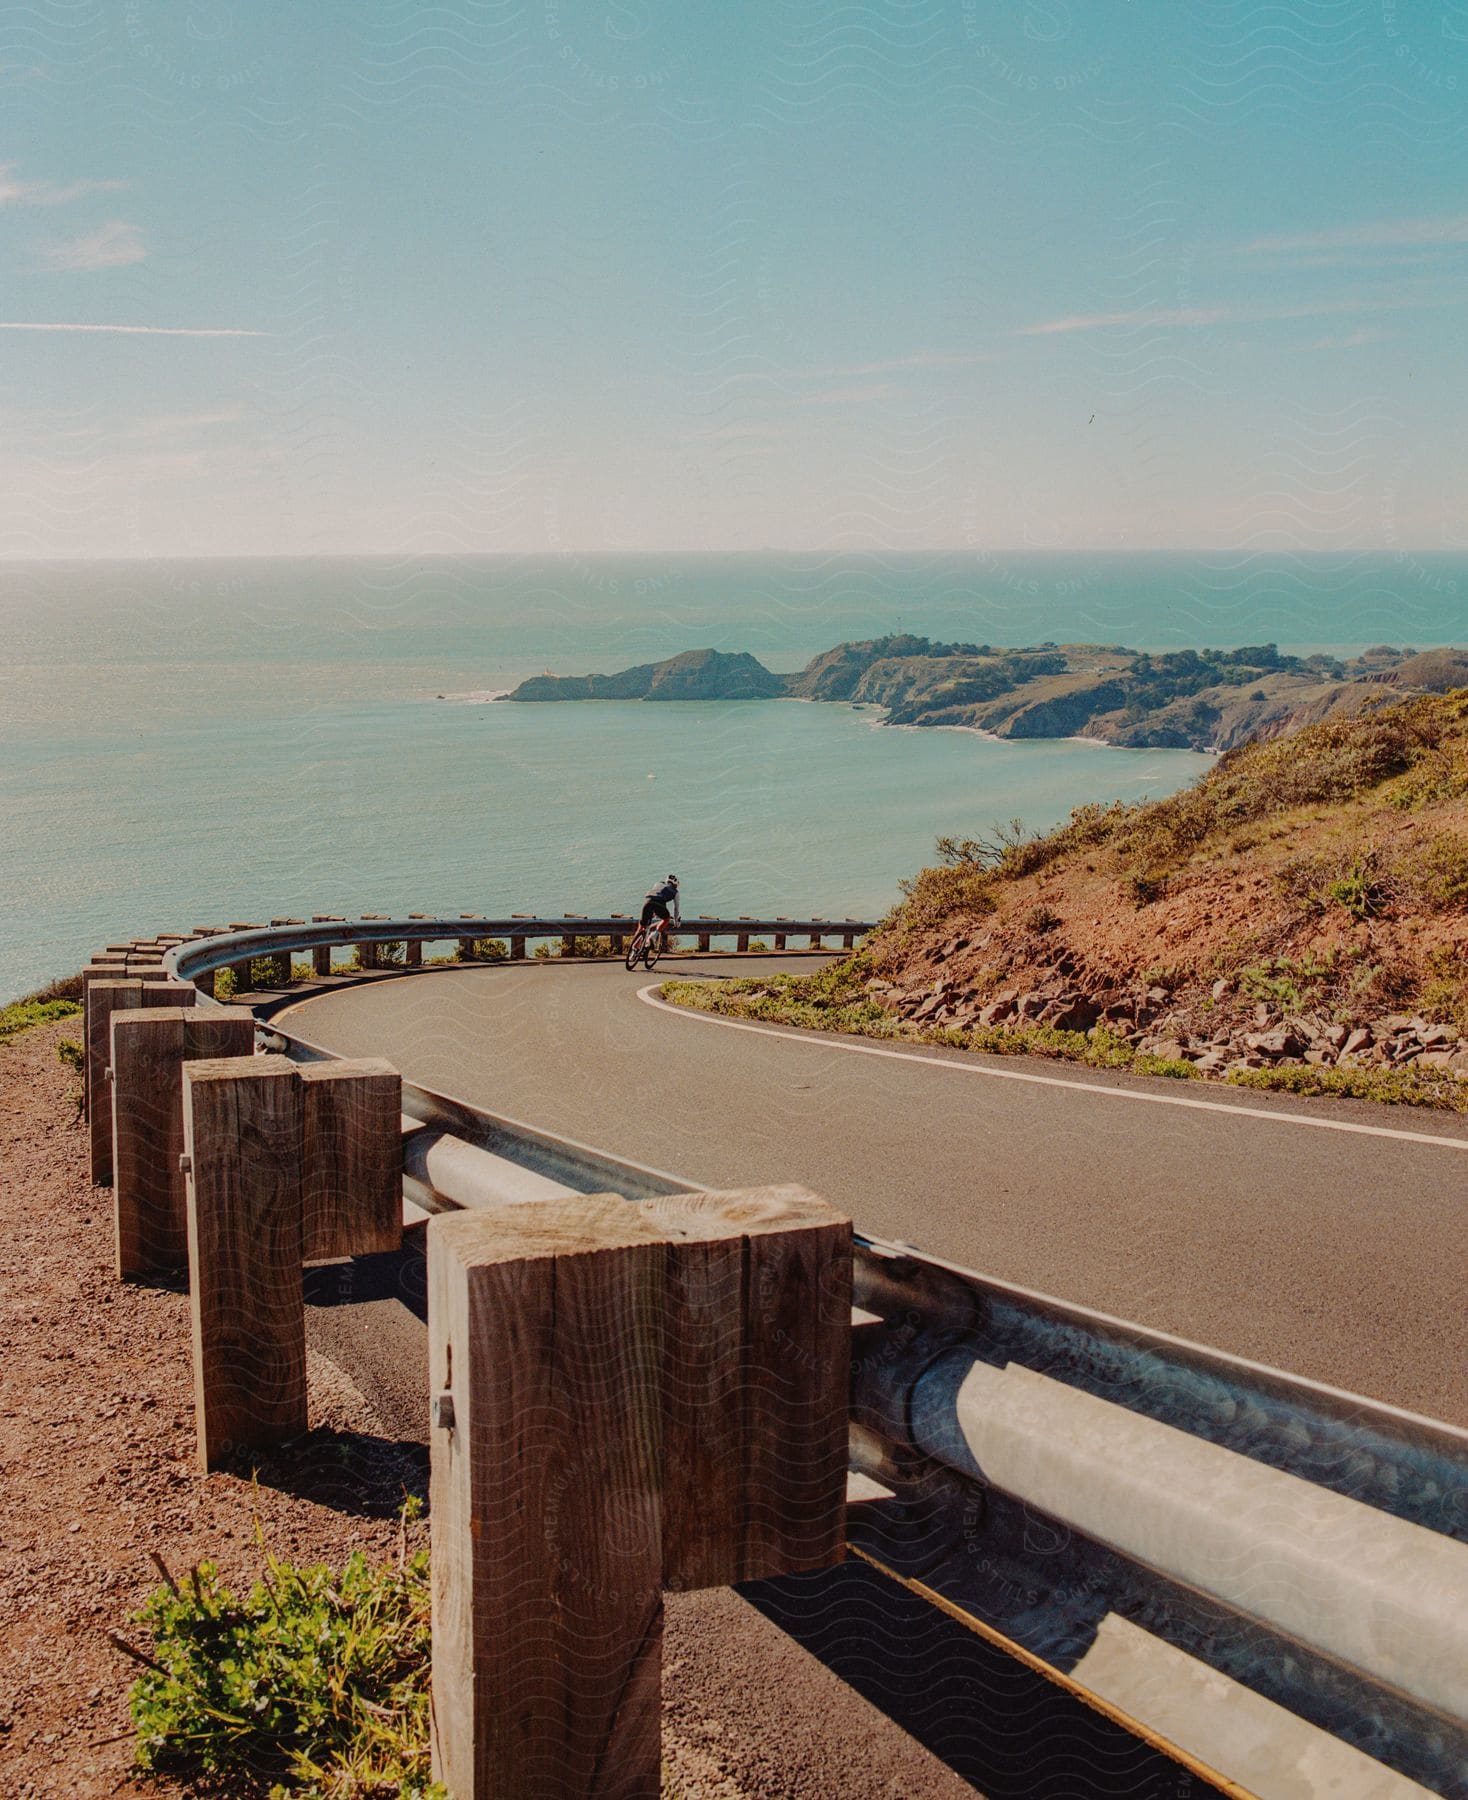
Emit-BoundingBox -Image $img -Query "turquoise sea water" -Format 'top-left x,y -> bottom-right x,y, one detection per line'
3,552 -> 1464,999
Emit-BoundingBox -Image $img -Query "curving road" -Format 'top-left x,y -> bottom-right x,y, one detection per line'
278,956 -> 1468,1427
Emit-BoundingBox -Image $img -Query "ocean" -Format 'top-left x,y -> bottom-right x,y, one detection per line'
3,550 -> 1464,1000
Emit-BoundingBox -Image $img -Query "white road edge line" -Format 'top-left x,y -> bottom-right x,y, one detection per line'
636,985 -> 1468,1153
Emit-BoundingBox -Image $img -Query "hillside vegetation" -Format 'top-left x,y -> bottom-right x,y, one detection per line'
506,634 -> 1468,753
664,689 -> 1468,1109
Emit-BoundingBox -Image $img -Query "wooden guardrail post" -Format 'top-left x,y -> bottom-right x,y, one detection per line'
360,915 -> 389,969
300,1058 -> 403,1259
311,916 -> 343,976
455,913 -> 477,961
111,1007 -> 255,1277
510,914 -> 531,960
180,1053 -> 404,1467
406,914 -> 427,966
808,918 -> 825,949
430,1197 -> 665,1798
184,1054 -> 306,1470
429,1184 -> 850,1798
841,920 -> 857,950
773,918 -> 789,951
648,1186 -> 850,1589
86,976 -> 195,1184
736,916 -> 751,953
696,917 -> 712,953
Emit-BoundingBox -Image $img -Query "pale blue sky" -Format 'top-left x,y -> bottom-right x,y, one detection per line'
2,2 -> 1466,557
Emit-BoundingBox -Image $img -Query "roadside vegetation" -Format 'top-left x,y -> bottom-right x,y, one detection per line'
1,972 -> 83,1045
117,1502 -> 443,1799
662,689 -> 1468,1113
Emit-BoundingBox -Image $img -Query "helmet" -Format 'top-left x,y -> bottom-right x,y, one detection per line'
667,874 -> 679,886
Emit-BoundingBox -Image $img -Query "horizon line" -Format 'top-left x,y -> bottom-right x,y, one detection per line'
2,545 -> 1465,565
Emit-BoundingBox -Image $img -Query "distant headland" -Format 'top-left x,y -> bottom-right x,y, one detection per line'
499,636 -> 1468,754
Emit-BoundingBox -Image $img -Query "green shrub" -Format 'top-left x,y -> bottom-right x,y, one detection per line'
1325,853 -> 1391,921
56,1037 -> 84,1073
120,1505 -> 442,1799
533,935 -> 617,958
349,942 -> 405,972
1237,952 -> 1336,1011
464,937 -> 508,963
1228,1063 -> 1467,1113
1407,830 -> 1468,910
0,996 -> 83,1045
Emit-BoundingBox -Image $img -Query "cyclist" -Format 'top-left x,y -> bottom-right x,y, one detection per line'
640,874 -> 681,941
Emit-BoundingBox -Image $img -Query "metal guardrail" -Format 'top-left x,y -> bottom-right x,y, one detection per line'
163,912 -> 878,992
142,921 -> 1468,1797
848,1243 -> 1468,1799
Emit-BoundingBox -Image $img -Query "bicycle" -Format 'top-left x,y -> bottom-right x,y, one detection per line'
623,916 -> 672,970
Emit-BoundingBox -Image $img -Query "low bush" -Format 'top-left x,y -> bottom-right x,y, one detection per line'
119,1503 -> 442,1799
0,996 -> 83,1045
1228,1063 -> 1467,1113
1237,953 -> 1337,1012
464,937 -> 509,962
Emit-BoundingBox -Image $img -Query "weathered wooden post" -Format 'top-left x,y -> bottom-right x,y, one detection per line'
510,914 -> 531,960
696,917 -> 712,953
736,916 -> 752,954
773,918 -> 789,951
111,1007 -> 255,1277
406,914 -> 427,966
183,1054 -> 306,1471
648,1186 -> 851,1589
841,921 -> 857,950
808,919 -> 825,949
608,913 -> 629,956
429,1184 -> 850,1799
300,1058 -> 403,1260
359,915 -> 389,970
561,913 -> 586,958
311,916 -> 342,977
86,976 -> 195,1184
430,1197 -> 666,1799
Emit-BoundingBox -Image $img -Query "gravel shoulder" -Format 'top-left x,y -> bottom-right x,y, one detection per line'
0,1016 -> 413,1798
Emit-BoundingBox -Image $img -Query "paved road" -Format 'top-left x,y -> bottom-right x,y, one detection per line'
280,956 -> 1468,1426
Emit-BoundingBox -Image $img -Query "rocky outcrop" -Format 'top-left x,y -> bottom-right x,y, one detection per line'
510,648 -> 787,703
876,954 -> 1468,1083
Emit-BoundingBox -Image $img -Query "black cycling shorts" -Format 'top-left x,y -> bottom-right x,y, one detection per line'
641,898 -> 671,927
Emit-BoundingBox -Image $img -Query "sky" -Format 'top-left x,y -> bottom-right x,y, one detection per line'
2,1 -> 1466,559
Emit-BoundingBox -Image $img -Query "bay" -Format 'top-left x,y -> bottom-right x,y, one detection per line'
4,549 -> 1462,998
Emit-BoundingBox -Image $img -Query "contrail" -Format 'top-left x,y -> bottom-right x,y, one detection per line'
0,321 -> 265,336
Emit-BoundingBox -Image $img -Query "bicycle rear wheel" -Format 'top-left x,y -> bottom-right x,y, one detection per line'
624,933 -> 644,971
642,931 -> 662,971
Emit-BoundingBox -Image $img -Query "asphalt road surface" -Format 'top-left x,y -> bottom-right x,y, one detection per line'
281,956 -> 1468,1426
278,956 -> 1464,1799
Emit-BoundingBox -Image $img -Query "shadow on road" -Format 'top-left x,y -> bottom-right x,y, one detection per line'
743,1561 -> 1210,1800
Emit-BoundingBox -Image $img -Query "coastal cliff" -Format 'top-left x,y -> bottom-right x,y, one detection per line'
505,635 -> 1468,754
